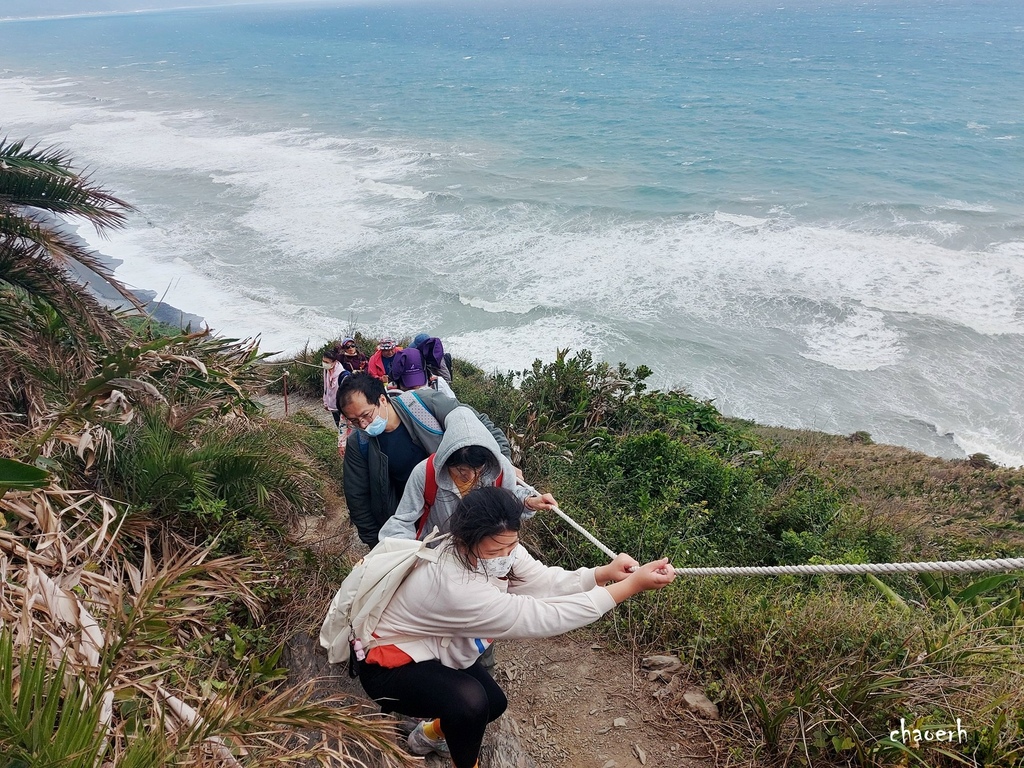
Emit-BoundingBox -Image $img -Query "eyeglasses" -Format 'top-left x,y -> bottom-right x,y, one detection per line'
342,344 -> 356,350
343,401 -> 382,428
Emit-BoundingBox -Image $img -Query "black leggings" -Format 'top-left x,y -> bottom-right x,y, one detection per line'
359,659 -> 507,768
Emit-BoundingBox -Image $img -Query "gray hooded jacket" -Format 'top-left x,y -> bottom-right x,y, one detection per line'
343,390 -> 512,547
378,406 -> 533,541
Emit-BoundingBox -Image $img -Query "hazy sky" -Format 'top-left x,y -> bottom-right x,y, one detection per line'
1,0 -> 322,20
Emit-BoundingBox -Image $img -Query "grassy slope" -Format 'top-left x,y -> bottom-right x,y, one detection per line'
745,422 -> 1024,558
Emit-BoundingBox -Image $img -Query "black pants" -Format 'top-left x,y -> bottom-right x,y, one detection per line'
359,659 -> 507,768
330,409 -> 341,427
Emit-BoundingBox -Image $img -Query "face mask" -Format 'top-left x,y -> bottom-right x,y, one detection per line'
361,401 -> 387,437
322,361 -> 333,369
475,552 -> 516,579
364,415 -> 387,437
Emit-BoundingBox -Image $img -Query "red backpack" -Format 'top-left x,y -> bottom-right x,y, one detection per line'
417,454 -> 504,538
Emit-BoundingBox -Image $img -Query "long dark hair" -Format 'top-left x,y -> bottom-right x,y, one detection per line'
449,486 -> 524,577
322,343 -> 345,362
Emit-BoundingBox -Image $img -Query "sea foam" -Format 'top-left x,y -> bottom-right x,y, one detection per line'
3,15 -> 1023,469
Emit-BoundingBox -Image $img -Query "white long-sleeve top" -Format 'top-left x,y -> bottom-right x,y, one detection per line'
370,542 -> 617,670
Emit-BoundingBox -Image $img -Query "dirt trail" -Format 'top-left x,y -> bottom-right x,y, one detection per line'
263,394 -> 717,768
257,393 -> 335,426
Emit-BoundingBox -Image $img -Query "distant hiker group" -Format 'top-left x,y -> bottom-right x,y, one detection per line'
319,333 -> 676,768
321,333 -> 454,450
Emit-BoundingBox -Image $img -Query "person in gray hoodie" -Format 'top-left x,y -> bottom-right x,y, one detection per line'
340,373 -> 515,548
378,406 -> 556,541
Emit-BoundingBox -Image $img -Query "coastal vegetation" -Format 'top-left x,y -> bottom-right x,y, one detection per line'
0,138 -> 410,766
4,138 -> 1023,767
452,353 -> 1024,768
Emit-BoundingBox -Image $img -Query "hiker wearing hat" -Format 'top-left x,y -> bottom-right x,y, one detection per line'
411,333 -> 453,385
351,486 -> 675,766
389,347 -> 430,391
339,372 -> 515,548
339,337 -> 368,373
367,336 -> 402,383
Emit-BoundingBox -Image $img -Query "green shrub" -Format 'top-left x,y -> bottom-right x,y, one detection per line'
539,429 -> 844,569
121,314 -> 191,338
289,410 -> 345,478
448,364 -> 527,437
105,405 -> 323,548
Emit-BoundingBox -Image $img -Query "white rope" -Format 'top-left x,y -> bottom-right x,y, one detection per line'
262,360 -> 322,369
666,558 -> 1024,577
517,480 -> 621,560
548,505 -> 618,560
538,498 -> 1024,577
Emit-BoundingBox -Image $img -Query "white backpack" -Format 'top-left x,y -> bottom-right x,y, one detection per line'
319,532 -> 447,668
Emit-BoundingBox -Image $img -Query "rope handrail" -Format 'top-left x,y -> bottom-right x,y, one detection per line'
539,502 -> 1024,577
664,558 -> 1024,577
261,360 -> 323,369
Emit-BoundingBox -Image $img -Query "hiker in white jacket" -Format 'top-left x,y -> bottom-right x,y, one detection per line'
358,486 -> 676,768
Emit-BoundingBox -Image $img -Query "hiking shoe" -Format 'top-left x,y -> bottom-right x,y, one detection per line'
407,720 -> 450,756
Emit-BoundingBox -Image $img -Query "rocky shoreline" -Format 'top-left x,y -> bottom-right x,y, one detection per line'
57,216 -> 206,330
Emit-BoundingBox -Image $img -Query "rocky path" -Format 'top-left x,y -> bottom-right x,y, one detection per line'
261,394 -> 718,768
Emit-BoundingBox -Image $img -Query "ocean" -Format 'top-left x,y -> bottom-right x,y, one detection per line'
2,0 -> 1023,464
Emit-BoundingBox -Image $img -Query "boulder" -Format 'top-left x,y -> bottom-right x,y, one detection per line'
681,689 -> 720,720
640,654 -> 683,672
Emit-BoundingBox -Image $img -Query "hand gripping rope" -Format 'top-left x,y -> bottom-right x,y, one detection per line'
519,483 -> 1024,576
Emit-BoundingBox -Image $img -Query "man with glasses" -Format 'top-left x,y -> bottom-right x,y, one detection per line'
339,372 -> 515,548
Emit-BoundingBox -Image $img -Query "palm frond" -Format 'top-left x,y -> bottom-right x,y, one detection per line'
106,406 -> 321,532
0,135 -> 141,318
0,481 -> 413,767
0,138 -> 80,177
0,215 -> 144,310
0,241 -> 126,345
0,137 -> 133,231
0,633 -> 114,768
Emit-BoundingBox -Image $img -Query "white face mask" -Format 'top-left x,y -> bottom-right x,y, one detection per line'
322,361 -> 333,370
475,551 -> 516,579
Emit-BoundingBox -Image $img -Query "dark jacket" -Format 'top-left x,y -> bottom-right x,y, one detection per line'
342,388 -> 512,547
341,351 -> 368,373
426,356 -> 453,385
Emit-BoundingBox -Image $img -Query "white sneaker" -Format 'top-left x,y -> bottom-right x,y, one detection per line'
406,720 -> 450,756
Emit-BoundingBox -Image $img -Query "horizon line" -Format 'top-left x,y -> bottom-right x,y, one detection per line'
0,0 -> 345,24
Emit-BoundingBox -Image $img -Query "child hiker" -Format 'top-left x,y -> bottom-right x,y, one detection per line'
377,406 -> 556,542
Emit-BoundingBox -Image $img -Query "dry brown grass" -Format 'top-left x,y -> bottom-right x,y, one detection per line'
0,480 -> 414,767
